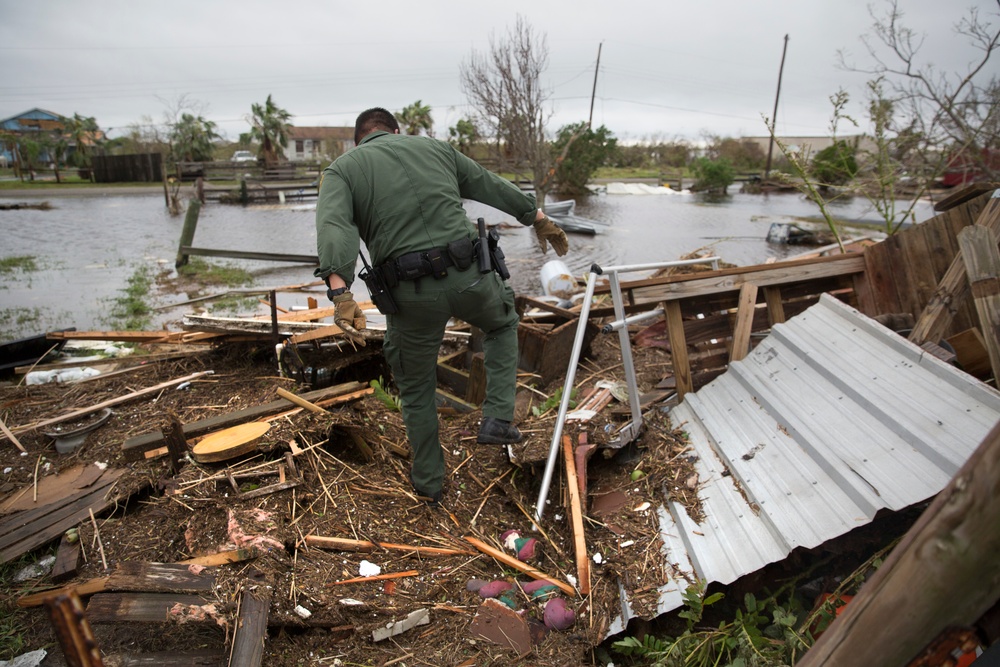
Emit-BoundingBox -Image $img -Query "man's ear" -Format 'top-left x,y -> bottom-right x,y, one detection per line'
394,129 -> 400,134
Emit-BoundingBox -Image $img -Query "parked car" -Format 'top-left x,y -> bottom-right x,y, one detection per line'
232,151 -> 257,163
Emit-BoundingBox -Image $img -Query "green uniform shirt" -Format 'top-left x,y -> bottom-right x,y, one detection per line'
314,131 -> 538,285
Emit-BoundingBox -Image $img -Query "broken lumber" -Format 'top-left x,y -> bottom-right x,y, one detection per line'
230,578 -> 271,667
909,189 -> 1000,345
44,591 -> 104,667
275,387 -> 327,414
305,535 -> 476,557
9,371 -> 214,436
85,593 -> 214,623
562,436 -> 591,596
464,536 -> 576,597
0,415 -> 27,453
957,225 -> 1000,382
121,380 -> 365,460
19,562 -> 216,608
178,548 -> 260,567
0,468 -> 128,564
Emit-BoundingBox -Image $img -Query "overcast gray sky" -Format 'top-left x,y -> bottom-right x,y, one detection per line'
1,0 -> 995,144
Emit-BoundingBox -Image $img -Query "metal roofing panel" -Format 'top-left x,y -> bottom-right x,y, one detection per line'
609,294 -> 1000,634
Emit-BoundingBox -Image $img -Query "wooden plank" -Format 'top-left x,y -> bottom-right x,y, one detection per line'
729,283 -> 759,362
861,239 -> 903,316
932,181 -> 1000,212
180,246 -> 318,264
796,419 -> 1000,667
763,286 -> 786,325
910,191 -> 1000,345
275,387 -> 327,414
664,301 -> 692,400
957,225 -> 1000,381
105,562 -> 216,594
229,591 -> 270,667
465,352 -> 486,405
236,479 -> 301,501
51,533 -> 81,583
626,254 -> 866,304
10,371 -> 213,436
178,548 -> 260,567
287,324 -> 345,344
85,593 -> 212,623
436,359 -> 470,397
946,328 -> 991,378
18,578 -> 110,608
898,223 -> 939,318
0,470 -> 127,563
435,388 -> 477,414
562,436 -> 591,596
121,381 -> 364,460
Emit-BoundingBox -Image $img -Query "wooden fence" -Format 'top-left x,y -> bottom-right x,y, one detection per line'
92,153 -> 162,183
175,160 -> 323,182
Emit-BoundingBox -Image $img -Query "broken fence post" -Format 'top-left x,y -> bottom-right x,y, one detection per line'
175,198 -> 201,268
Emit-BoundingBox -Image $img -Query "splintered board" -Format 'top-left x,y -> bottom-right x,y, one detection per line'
191,422 -> 271,463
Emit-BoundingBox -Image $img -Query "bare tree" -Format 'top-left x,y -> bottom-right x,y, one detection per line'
839,0 -> 1000,182
460,16 -> 554,205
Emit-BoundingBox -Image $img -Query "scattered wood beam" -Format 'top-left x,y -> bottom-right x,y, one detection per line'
562,436 -> 591,596
305,535 -> 475,557
464,536 -> 576,597
10,371 -> 214,436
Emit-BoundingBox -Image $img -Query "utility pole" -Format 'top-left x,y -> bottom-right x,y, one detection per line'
588,42 -> 603,128
764,34 -> 789,180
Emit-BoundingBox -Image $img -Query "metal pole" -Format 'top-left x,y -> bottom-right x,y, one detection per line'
765,34 -> 789,180
609,271 -> 644,430
534,268 -> 600,523
602,307 -> 665,334
588,42 -> 603,128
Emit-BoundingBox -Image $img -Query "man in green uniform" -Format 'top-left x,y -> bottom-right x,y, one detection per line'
314,108 -> 568,505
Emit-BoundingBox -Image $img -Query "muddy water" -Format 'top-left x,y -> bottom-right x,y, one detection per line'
0,189 -> 934,340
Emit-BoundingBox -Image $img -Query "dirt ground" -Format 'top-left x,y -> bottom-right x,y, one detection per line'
0,310 -> 707,667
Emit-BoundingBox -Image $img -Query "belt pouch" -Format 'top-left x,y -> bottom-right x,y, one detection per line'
426,248 -> 449,278
446,238 -> 474,271
396,253 -> 427,281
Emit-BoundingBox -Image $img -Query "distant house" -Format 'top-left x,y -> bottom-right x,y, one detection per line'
0,108 -> 104,167
742,135 -> 876,162
284,127 -> 354,163
0,108 -> 64,164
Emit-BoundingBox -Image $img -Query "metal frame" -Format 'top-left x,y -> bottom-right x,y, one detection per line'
533,256 -> 720,522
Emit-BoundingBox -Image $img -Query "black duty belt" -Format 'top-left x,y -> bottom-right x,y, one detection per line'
376,237 -> 475,285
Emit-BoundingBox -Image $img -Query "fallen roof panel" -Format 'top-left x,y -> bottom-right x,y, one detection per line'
609,293 -> 1000,634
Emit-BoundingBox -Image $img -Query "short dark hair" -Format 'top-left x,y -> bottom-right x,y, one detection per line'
354,107 -> 399,145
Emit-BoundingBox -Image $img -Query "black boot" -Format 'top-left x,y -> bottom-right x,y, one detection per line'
477,417 -> 523,445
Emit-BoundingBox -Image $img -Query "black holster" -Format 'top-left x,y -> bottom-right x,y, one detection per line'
359,263 -> 399,315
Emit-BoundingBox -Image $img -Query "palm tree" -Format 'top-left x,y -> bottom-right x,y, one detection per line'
241,95 -> 292,167
398,100 -> 434,136
170,113 -> 220,162
63,113 -> 101,181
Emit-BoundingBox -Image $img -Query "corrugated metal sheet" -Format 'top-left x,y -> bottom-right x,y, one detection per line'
609,294 -> 1000,634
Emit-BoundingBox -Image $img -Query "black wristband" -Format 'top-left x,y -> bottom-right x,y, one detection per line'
327,287 -> 347,301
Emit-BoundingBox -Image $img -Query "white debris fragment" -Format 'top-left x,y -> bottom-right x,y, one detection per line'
339,598 -> 365,606
372,608 -> 430,642
358,560 -> 381,577
593,553 -> 603,565
634,501 -> 651,512
620,540 -> 635,548
294,605 -> 312,619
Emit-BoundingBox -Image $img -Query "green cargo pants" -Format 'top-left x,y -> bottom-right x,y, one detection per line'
382,268 -> 519,498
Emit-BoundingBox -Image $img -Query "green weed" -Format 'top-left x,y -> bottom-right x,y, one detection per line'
531,387 -> 577,417
177,257 -> 253,288
370,376 -> 401,411
102,265 -> 154,331
0,255 -> 38,275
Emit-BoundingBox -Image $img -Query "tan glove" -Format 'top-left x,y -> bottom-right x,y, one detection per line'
332,290 -> 367,347
533,216 -> 570,256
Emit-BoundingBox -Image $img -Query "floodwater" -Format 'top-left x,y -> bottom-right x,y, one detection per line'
0,187 -> 935,340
